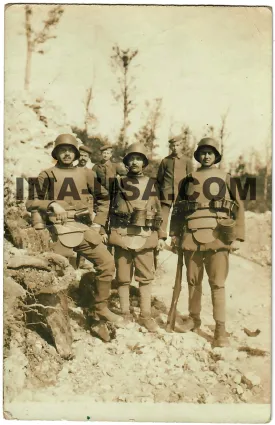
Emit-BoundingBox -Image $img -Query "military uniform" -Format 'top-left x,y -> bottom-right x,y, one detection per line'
26,134 -> 123,326
108,143 -> 166,331
170,138 -> 245,346
78,144 -> 93,169
157,135 -> 193,236
93,143 -> 127,191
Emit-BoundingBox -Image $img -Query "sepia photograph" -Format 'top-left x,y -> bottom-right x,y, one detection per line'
3,3 -> 272,422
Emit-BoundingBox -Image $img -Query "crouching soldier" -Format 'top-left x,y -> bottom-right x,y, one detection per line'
170,138 -> 245,347
108,143 -> 166,332
26,134 -> 124,328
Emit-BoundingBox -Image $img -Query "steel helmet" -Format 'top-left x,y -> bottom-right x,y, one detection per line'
52,134 -> 80,160
194,138 -> 221,164
123,142 -> 149,167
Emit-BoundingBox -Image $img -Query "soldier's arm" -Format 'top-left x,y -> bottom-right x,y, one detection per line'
226,174 -> 245,242
26,171 -> 52,212
156,159 -> 166,188
86,169 -> 110,226
169,177 -> 187,237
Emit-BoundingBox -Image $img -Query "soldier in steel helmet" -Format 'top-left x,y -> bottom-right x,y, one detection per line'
108,142 -> 167,332
170,138 -> 245,347
93,142 -> 127,192
26,134 -> 125,329
156,134 -> 193,237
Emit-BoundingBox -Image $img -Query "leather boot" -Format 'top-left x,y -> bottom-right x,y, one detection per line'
94,281 -> 125,327
139,283 -> 158,332
174,314 -> 201,333
212,321 -> 229,348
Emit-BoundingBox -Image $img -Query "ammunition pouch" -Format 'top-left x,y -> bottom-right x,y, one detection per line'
216,218 -> 237,244
110,209 -> 163,230
31,209 -> 46,230
53,224 -> 85,248
48,208 -> 92,226
174,198 -> 238,218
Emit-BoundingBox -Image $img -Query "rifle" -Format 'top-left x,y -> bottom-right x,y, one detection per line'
166,248 -> 184,332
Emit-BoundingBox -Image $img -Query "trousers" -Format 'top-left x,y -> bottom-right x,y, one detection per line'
184,250 -> 229,322
114,246 -> 154,285
74,240 -> 115,282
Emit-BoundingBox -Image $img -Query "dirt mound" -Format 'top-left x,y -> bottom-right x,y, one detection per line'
5,94 -> 73,208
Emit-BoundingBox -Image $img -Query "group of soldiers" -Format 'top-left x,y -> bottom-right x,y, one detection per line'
26,133 -> 245,348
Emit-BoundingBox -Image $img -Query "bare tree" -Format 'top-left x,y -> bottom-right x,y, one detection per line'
84,86 -> 97,134
219,109 -> 230,168
134,98 -> 162,156
24,5 -> 64,91
204,109 -> 230,169
111,45 -> 138,148
180,125 -> 196,159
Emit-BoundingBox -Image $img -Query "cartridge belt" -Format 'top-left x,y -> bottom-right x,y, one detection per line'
110,212 -> 162,229
174,199 -> 238,216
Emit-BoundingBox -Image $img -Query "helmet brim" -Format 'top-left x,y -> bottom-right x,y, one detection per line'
52,145 -> 80,161
123,152 -> 148,168
194,147 -> 221,164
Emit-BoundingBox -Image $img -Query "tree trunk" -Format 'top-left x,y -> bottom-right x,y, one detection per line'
24,6 -> 32,91
24,47 -> 32,91
122,67 -> 128,147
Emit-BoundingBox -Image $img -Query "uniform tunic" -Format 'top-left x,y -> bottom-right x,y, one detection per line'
93,159 -> 127,191
157,153 -> 193,206
26,163 -> 114,281
156,153 -> 193,238
170,166 -> 245,322
109,173 -> 165,285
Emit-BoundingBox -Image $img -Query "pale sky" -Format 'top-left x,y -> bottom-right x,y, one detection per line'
5,5 -> 272,163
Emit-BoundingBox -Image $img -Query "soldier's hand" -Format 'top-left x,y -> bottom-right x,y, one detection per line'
171,236 -> 180,253
157,239 -> 166,251
50,202 -> 67,224
230,240 -> 241,252
101,234 -> 108,244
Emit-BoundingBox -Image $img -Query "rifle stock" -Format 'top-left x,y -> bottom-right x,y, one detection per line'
166,249 -> 184,332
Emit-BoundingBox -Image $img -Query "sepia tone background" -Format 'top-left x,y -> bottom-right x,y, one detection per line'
4,4 -> 272,421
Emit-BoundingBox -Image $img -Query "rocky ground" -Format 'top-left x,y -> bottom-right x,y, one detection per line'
4,94 -> 271,419
4,239 -> 271,413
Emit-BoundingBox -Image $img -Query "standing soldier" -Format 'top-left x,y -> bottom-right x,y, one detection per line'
170,138 -> 245,347
78,144 -> 93,169
26,134 -> 124,328
93,142 -> 127,192
157,135 -> 193,236
108,143 -> 166,332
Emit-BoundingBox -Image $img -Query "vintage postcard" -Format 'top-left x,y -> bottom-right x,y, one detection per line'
3,3 -> 272,422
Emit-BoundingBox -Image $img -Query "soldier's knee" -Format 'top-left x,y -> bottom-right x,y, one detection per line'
210,282 -> 225,290
97,252 -> 115,279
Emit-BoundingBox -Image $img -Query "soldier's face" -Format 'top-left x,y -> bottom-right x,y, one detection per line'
102,149 -> 112,161
79,152 -> 90,167
198,147 -> 216,167
56,145 -> 76,165
127,154 -> 144,173
170,141 -> 182,155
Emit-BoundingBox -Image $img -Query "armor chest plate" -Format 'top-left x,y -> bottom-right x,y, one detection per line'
46,166 -> 91,210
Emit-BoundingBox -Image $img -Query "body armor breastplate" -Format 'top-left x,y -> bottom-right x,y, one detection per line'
44,166 -> 92,211
184,168 -> 231,232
